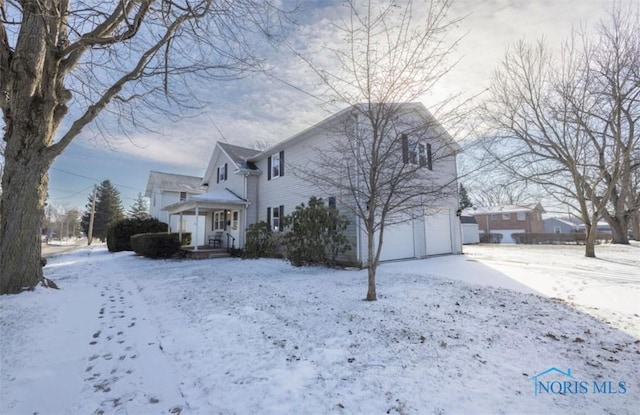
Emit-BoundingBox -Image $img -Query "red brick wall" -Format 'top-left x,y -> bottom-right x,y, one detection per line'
476,209 -> 543,233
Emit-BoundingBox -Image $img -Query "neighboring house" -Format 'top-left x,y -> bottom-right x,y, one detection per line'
461,216 -> 480,244
156,103 -> 463,264
465,203 -> 545,244
576,221 -> 612,233
144,171 -> 207,246
543,217 -> 579,234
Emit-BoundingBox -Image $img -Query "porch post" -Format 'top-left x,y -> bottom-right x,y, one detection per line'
194,207 -> 200,252
167,214 -> 171,233
179,212 -> 183,244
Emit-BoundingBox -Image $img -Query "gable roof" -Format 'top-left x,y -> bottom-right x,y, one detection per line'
543,217 -> 579,228
219,142 -> 261,165
144,171 -> 204,197
460,215 -> 477,224
464,203 -> 545,215
251,102 -> 461,160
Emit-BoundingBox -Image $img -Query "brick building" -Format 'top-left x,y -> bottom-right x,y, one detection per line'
464,203 -> 545,243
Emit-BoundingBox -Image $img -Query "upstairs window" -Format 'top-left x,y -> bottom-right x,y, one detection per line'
402,135 -> 432,170
179,192 -> 187,201
517,211 -> 526,221
502,213 -> 511,220
217,163 -> 228,183
268,151 -> 285,180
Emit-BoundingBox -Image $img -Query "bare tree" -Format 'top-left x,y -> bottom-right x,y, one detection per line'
292,0 -> 464,301
482,4 -> 640,257
0,1 -> 289,294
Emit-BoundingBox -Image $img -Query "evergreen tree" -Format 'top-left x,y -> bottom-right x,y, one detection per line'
459,183 -> 473,210
81,180 -> 125,241
128,193 -> 150,220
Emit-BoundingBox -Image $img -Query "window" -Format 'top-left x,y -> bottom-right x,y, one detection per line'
268,151 -> 285,180
217,163 -> 228,183
179,192 -> 187,201
502,213 -> 511,220
517,211 -> 526,221
328,196 -> 336,209
267,205 -> 284,232
402,135 -> 432,170
213,211 -> 225,231
490,214 -> 498,220
554,226 -> 561,234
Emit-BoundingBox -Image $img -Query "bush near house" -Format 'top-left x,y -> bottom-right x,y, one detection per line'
106,218 -> 168,252
131,233 -> 182,259
243,221 -> 274,258
283,196 -> 351,267
512,232 -> 613,245
479,233 -> 504,244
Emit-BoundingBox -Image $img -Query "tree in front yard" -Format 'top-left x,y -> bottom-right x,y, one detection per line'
81,180 -> 124,243
128,193 -> 150,220
293,0 -> 464,300
0,1 -> 290,294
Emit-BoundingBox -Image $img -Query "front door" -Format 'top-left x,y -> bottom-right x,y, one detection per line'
228,210 -> 240,248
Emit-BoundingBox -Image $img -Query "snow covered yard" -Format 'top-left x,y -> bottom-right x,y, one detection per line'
1,244 -> 638,414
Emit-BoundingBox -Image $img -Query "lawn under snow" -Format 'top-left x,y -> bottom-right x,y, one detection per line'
1,243 -> 639,414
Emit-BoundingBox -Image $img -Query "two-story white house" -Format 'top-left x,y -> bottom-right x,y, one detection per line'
150,103 -> 463,264
144,171 -> 207,246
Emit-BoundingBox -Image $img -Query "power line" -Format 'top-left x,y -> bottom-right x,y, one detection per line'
50,167 -> 144,192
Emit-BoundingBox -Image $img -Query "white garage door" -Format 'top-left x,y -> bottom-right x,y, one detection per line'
425,209 -> 452,255
378,221 -> 415,261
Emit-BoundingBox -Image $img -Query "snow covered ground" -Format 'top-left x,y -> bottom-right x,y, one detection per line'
1,243 -> 638,414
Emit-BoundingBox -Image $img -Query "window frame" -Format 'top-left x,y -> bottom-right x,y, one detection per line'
502,212 -> 511,220
213,211 -> 225,231
517,211 -> 526,221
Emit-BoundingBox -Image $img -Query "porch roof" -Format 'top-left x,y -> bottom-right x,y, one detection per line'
162,188 -> 249,215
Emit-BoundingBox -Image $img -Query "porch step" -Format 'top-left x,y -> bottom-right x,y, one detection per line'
181,248 -> 231,260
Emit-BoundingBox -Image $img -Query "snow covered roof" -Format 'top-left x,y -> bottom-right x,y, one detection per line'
463,203 -> 544,215
543,217 -> 579,228
145,171 -> 204,197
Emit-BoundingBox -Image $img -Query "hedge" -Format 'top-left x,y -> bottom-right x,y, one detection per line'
107,218 -> 168,252
131,233 -> 182,259
511,232 -> 613,245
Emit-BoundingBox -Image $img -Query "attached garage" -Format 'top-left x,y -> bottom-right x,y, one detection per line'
378,221 -> 415,261
425,209 -> 453,255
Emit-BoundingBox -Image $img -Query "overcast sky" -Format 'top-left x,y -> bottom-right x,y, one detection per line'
46,0 -> 625,212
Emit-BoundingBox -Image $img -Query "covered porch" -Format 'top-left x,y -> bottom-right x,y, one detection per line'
162,188 -> 250,252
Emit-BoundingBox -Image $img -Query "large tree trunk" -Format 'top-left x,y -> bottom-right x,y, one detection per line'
0,147 -> 50,294
602,211 -> 630,245
366,227 -> 377,301
632,211 -> 640,242
584,225 -> 596,258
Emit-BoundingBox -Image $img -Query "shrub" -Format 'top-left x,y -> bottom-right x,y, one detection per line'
479,233 -> 503,244
243,221 -> 274,258
283,196 -> 351,267
107,218 -> 168,252
511,232 -> 613,244
131,233 -> 182,259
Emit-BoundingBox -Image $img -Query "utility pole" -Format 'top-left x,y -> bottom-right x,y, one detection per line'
87,184 -> 97,246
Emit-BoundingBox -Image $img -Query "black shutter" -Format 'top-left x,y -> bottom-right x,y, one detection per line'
224,163 -> 228,180
279,205 -> 284,232
216,167 -> 220,183
267,156 -> 272,180
223,210 -> 228,230
266,207 -> 271,229
279,150 -> 285,177
328,197 -> 336,209
427,144 -> 433,170
401,134 -> 409,164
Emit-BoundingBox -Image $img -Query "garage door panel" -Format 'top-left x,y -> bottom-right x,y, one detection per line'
426,209 -> 452,255
378,221 -> 415,261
